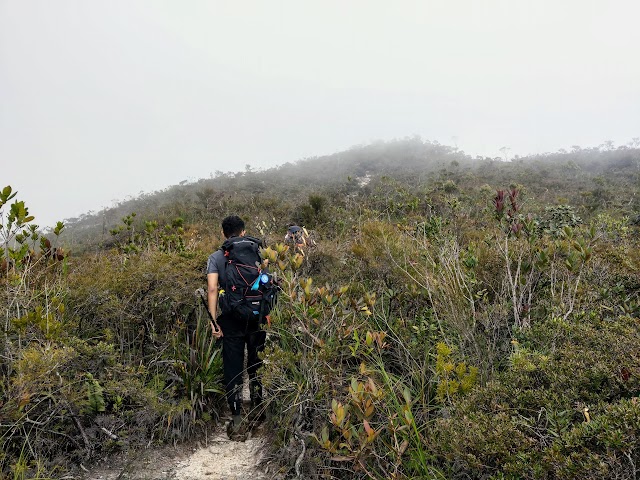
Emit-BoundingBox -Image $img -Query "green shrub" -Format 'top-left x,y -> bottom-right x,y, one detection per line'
430,313 -> 640,479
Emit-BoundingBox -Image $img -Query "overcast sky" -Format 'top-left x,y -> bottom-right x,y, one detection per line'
1,1 -> 639,228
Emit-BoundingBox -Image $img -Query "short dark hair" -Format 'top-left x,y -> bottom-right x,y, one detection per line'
221,215 -> 245,238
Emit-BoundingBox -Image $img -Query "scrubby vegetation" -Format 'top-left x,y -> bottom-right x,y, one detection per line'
2,138 -> 639,479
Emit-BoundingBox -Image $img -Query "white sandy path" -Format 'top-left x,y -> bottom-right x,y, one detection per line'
85,365 -> 269,480
84,422 -> 269,480
174,430 -> 267,480
175,378 -> 268,479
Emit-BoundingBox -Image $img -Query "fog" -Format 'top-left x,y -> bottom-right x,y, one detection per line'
1,1 -> 639,228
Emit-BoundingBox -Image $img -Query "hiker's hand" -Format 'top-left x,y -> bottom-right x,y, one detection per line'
210,321 -> 223,338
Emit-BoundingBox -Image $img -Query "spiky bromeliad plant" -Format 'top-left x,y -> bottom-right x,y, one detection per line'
172,293 -> 224,426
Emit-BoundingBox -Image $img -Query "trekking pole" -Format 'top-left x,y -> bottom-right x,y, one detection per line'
195,288 -> 212,319
196,288 -> 222,335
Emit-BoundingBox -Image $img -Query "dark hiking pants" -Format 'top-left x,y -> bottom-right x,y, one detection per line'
222,328 -> 266,415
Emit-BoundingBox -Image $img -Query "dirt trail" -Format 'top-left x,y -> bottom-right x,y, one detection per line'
174,428 -> 268,480
84,363 -> 271,479
83,421 -> 268,480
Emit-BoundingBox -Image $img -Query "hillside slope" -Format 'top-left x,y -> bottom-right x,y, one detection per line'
2,139 -> 639,479
60,139 -> 640,251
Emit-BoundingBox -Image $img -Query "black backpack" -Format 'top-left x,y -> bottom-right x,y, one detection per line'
219,235 -> 277,325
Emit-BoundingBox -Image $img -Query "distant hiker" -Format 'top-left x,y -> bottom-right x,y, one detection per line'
206,215 -> 276,438
284,223 -> 315,255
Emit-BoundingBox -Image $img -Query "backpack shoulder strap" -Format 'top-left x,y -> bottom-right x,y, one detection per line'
242,235 -> 264,247
222,235 -> 263,248
216,246 -> 228,289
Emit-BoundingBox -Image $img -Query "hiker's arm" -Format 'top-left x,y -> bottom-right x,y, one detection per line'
207,272 -> 223,338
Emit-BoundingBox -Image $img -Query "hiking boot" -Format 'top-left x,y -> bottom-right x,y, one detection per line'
249,381 -> 266,424
249,406 -> 266,424
249,381 -> 262,407
226,414 -> 246,441
249,398 -> 265,423
250,395 -> 262,410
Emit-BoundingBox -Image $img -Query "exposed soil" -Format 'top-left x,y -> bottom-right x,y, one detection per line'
80,420 -> 269,480
81,379 -> 271,480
